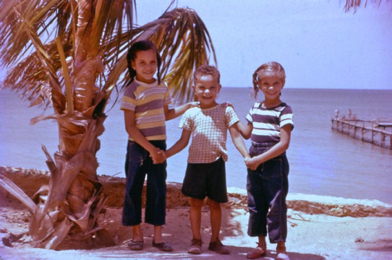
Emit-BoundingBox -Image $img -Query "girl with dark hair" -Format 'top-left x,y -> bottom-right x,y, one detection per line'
120,40 -> 196,252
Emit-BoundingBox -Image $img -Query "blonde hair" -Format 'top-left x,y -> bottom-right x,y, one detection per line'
252,61 -> 285,97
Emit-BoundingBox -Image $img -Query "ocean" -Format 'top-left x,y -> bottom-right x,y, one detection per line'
1,88 -> 391,204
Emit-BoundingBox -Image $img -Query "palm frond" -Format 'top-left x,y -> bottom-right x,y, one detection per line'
344,0 -> 383,12
0,0 -> 136,108
158,8 -> 217,102
5,2 -> 67,113
102,8 -> 217,104
56,37 -> 73,112
1,3 -> 214,107
0,0 -> 65,66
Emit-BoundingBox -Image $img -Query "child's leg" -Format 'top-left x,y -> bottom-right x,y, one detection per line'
277,241 -> 286,249
132,225 -> 143,241
246,235 -> 267,259
247,167 -> 269,237
143,142 -> 172,252
208,199 -> 221,242
152,225 -> 173,252
145,140 -> 167,227
207,198 -> 230,254
189,198 -> 204,240
128,224 -> 144,251
122,141 -> 148,234
258,235 -> 267,245
145,162 -> 167,227
153,225 -> 163,242
264,155 -> 289,243
204,157 -> 228,242
276,241 -> 289,260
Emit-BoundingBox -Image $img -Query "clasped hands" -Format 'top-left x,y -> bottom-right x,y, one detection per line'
244,156 -> 260,171
150,148 -> 166,164
150,149 -> 260,170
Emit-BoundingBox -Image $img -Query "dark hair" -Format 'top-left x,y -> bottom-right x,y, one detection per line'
126,40 -> 162,84
193,65 -> 220,84
252,61 -> 285,98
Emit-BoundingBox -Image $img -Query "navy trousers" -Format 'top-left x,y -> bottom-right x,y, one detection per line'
122,140 -> 167,226
246,142 -> 289,243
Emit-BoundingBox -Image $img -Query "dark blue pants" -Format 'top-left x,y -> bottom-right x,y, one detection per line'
247,142 -> 289,243
122,140 -> 167,226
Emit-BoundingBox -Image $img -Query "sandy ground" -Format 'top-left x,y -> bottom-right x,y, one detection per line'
0,167 -> 392,259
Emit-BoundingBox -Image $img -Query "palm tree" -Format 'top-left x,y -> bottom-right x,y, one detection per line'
0,0 -> 216,249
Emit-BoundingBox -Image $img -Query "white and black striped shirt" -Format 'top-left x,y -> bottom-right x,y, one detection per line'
246,102 -> 294,144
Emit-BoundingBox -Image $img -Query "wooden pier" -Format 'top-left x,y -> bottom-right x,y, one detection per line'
331,111 -> 392,150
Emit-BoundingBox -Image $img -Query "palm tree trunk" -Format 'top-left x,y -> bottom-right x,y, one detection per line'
28,1 -> 110,249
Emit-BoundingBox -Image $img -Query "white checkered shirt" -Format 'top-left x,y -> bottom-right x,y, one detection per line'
179,104 -> 239,164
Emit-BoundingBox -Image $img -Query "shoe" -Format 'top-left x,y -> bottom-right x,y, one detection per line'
276,246 -> 289,260
152,240 -> 173,252
208,239 -> 230,254
188,238 -> 202,254
128,240 -> 143,250
246,242 -> 267,259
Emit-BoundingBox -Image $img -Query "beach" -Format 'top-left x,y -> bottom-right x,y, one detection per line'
1,166 -> 391,260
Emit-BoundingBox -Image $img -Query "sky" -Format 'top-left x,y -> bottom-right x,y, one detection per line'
0,0 -> 391,89
135,0 -> 392,89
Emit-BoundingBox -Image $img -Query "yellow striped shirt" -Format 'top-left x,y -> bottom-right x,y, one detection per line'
120,79 -> 172,140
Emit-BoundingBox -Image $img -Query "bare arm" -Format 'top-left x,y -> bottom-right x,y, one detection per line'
229,123 -> 251,160
164,102 -> 198,121
165,129 -> 191,158
246,124 -> 292,170
237,121 -> 253,140
124,110 -> 165,163
226,103 -> 253,139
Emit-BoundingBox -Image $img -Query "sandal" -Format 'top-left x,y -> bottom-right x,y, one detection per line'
128,240 -> 144,250
188,238 -> 202,254
276,246 -> 289,260
246,242 -> 267,259
152,240 -> 173,252
208,239 -> 230,254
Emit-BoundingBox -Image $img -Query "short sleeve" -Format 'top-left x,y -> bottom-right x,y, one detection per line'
225,106 -> 239,128
280,106 -> 294,129
179,110 -> 193,131
163,83 -> 172,106
120,84 -> 137,111
246,107 -> 253,124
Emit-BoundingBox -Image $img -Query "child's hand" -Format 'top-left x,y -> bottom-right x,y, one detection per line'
244,156 -> 251,165
189,101 -> 199,108
150,148 -> 166,164
244,157 -> 250,168
223,102 -> 234,109
246,157 -> 260,171
157,149 -> 167,163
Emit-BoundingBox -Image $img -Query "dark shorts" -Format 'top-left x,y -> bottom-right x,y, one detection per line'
181,157 -> 228,203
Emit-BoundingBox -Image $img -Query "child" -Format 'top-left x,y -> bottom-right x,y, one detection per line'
120,40 -> 196,252
165,65 -> 250,255
238,62 -> 293,260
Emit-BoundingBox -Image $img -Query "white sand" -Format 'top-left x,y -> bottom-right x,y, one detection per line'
1,167 -> 392,259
